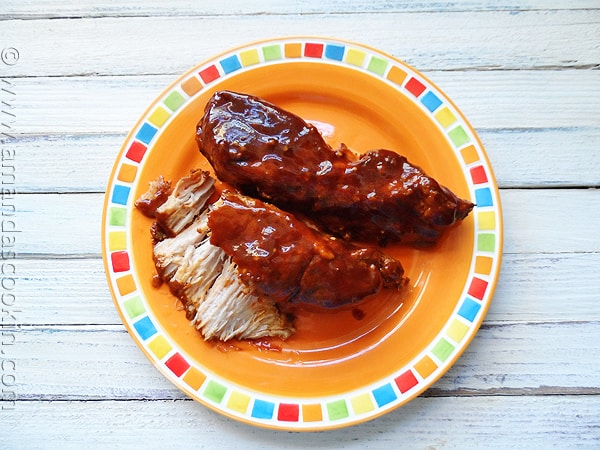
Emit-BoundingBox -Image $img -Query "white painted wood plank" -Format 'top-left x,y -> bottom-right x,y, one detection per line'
477,127 -> 600,188
10,193 -> 103,257
9,251 -> 600,326
7,134 -> 119,193
432,70 -> 600,131
491,251 -> 600,323
1,10 -> 599,77
10,188 -> 600,256
1,396 -> 598,448
4,72 -> 599,191
8,258 -> 121,325
0,76 -> 159,135
2,0 -> 599,19
501,188 -> 600,254
6,70 -> 599,136
9,127 -> 600,194
4,326 -> 180,401
437,321 -> 600,393
3,321 -> 599,401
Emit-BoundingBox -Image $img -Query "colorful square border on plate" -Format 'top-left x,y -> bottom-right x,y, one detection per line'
102,37 -> 502,431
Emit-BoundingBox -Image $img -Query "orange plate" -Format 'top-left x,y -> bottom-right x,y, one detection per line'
102,37 -> 503,430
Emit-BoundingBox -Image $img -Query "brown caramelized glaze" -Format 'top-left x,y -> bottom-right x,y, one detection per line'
197,90 -> 474,246
208,190 -> 405,310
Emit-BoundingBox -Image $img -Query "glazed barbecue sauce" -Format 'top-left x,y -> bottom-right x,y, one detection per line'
197,91 -> 474,246
207,190 -> 405,311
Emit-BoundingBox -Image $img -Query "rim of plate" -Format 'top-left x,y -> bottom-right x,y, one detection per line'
101,36 -> 503,431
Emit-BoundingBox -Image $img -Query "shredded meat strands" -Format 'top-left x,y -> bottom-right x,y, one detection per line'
135,170 -> 294,341
135,170 -> 406,341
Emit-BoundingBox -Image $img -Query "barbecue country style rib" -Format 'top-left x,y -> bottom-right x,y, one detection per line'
135,170 -> 294,341
135,171 -> 405,340
196,90 -> 474,246
208,190 -> 405,310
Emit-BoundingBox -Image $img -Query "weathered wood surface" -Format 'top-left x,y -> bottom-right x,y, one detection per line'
4,320 -> 598,401
8,250 -> 599,326
3,396 -> 598,449
12,126 -> 600,193
6,71 -> 600,192
9,189 -> 599,257
1,1 -> 599,448
3,0 -> 600,18
1,9 -> 599,76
